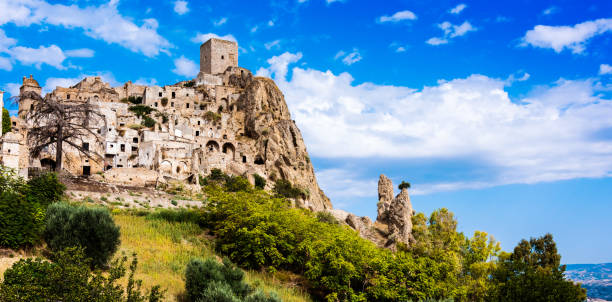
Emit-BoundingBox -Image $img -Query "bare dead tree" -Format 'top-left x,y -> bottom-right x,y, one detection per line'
15,91 -> 106,172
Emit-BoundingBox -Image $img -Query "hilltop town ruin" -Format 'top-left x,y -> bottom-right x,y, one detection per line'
0,38 -> 331,211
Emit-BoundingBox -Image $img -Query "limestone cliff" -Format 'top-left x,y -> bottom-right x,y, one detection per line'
238,77 -> 331,210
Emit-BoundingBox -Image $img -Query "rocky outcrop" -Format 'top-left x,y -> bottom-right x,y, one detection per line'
382,187 -> 414,248
238,77 -> 332,211
377,174 -> 394,221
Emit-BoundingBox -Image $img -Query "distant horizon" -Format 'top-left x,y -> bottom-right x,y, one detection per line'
0,0 -> 610,264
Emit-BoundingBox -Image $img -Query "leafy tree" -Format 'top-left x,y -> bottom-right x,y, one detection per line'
2,107 -> 10,134
0,190 -> 44,249
185,258 -> 258,302
273,179 -> 305,199
489,233 -> 586,302
224,175 -> 252,192
44,202 -> 120,268
0,247 -> 164,301
25,172 -> 66,207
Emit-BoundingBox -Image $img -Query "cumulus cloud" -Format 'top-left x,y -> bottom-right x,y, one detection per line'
2,83 -> 21,98
600,64 -> 612,75
449,3 -> 467,14
377,10 -> 417,23
427,21 -> 476,45
335,49 -> 362,65
173,0 -> 189,15
191,32 -> 237,43
521,18 -> 612,54
0,0 -> 171,57
257,52 -> 612,194
172,56 -> 198,78
9,45 -> 67,69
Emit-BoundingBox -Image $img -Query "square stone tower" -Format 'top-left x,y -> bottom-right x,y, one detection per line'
200,38 -> 238,75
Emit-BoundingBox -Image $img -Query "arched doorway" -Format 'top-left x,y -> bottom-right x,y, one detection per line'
222,143 -> 235,160
40,158 -> 56,171
206,140 -> 220,153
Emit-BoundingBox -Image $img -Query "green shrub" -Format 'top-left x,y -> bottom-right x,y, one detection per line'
398,181 -> 411,190
25,172 -> 65,208
44,203 -> 121,268
316,211 -> 339,225
142,116 -> 156,128
129,105 -> 155,118
224,175 -> 251,192
244,290 -> 282,302
160,97 -> 168,106
204,111 -> 222,123
183,81 -> 195,88
0,247 -> 164,301
273,179 -> 305,199
0,191 -> 44,249
171,200 -> 178,206
185,258 -> 252,302
253,174 -> 266,190
2,107 -> 10,134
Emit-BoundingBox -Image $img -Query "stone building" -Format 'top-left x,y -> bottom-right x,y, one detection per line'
0,38 -> 332,211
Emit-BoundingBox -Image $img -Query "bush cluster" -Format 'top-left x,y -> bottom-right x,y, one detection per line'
185,257 -> 279,302
199,169 -> 252,193
252,174 -> 266,190
0,168 -> 64,249
2,107 -> 10,134
202,185 -> 586,302
120,96 -> 143,104
0,247 -> 164,301
204,111 -> 222,123
128,105 -> 155,118
44,202 -> 121,268
272,179 -> 306,199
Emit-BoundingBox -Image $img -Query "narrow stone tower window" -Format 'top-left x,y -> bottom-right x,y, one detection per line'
172,92 -> 176,99
221,55 -> 224,60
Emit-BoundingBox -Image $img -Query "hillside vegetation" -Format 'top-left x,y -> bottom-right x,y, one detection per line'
0,167 -> 587,302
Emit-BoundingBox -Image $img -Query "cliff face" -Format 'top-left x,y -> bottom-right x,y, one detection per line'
239,78 -> 332,210
13,71 -> 331,211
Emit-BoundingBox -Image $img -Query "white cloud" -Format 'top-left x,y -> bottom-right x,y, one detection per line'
378,10 -> 417,23
0,57 -> 11,71
521,18 -> 612,54
3,83 -> 20,97
191,32 -> 237,43
257,52 -> 612,193
214,17 -> 227,27
427,21 -> 476,45
264,40 -> 281,50
250,26 -> 258,33
506,71 -> 531,83
542,6 -> 559,15
600,64 -> 612,75
449,3 -> 467,14
0,0 -> 171,57
268,20 -> 275,27
395,46 -> 406,53
335,49 -> 362,65
172,56 -> 198,78
426,37 -> 448,45
173,0 -> 189,15
65,48 -> 94,58
134,77 -> 158,86
9,45 -> 67,69
0,29 -> 16,52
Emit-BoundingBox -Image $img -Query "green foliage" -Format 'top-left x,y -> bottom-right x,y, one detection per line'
44,202 -> 121,268
0,167 -> 47,249
2,107 -> 11,134
204,111 -> 222,123
253,174 -> 266,190
398,181 -> 411,190
224,175 -> 252,192
128,105 -> 155,118
315,211 -> 339,225
160,97 -> 168,107
183,81 -> 195,87
185,258 -> 252,302
272,179 -> 306,199
170,200 -> 178,206
142,116 -> 156,128
0,247 -> 165,301
25,172 -> 66,208
0,190 -> 44,249
120,96 -> 143,104
489,233 -> 587,302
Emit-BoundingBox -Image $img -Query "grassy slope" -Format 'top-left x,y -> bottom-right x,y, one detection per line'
113,213 -> 313,302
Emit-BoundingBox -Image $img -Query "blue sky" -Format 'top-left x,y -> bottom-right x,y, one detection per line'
1,0 -> 611,264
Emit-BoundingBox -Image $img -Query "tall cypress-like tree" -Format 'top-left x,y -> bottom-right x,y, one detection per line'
2,107 -> 10,134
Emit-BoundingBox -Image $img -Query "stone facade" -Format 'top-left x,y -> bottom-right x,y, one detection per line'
199,38 -> 238,75
0,38 -> 332,211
